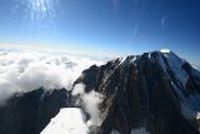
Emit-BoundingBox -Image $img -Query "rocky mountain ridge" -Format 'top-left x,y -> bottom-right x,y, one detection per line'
73,50 -> 200,134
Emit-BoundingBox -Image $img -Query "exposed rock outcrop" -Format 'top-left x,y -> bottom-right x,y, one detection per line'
0,88 -> 71,134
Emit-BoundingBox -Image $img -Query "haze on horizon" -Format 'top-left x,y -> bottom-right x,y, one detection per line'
0,0 -> 199,67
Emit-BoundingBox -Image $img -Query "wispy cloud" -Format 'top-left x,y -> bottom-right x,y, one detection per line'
132,26 -> 139,39
111,0 -> 120,11
28,0 -> 58,20
161,16 -> 168,28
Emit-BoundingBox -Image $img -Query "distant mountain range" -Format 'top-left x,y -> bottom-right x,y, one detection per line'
0,50 -> 200,134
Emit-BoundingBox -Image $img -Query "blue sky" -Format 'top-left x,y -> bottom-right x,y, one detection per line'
0,0 -> 199,65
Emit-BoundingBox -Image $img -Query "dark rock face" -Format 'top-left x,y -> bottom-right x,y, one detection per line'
74,51 -> 200,134
0,88 -> 71,134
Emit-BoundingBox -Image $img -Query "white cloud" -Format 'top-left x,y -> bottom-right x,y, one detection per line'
0,50 -> 104,105
72,83 -> 85,96
82,90 -> 104,127
72,83 -> 104,127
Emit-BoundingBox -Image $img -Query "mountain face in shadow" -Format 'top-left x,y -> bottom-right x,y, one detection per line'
0,88 -> 72,134
74,50 -> 200,134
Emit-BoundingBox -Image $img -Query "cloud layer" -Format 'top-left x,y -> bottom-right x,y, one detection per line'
0,50 -> 104,104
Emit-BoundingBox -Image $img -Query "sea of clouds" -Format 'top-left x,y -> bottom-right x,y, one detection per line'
0,49 -> 104,105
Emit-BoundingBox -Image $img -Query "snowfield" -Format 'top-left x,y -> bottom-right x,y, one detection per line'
40,108 -> 89,134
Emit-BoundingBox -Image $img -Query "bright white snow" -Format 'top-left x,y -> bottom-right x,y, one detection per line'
40,108 -> 89,134
160,48 -> 171,53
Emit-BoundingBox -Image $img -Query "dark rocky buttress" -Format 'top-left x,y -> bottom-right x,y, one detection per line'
0,88 -> 72,134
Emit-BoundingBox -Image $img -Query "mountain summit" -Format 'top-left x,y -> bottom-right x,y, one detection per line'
73,50 -> 200,134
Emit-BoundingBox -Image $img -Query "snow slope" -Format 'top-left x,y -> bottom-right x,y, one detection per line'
40,108 -> 89,134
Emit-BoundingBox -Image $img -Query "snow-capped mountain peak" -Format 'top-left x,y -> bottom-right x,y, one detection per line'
72,50 -> 200,134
